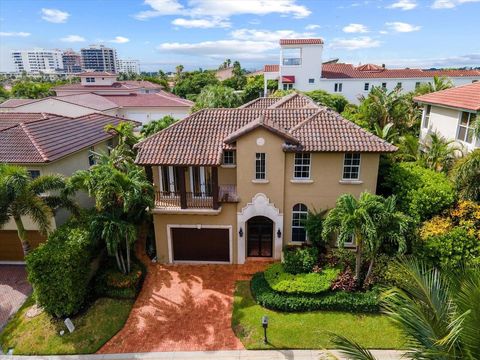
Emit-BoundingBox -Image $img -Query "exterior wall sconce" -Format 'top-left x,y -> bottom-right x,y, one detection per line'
239,227 -> 243,237
277,228 -> 282,238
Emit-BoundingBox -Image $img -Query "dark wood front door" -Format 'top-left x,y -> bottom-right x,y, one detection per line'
247,216 -> 273,257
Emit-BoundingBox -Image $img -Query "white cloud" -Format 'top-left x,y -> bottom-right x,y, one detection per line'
172,17 -> 230,28
0,31 -> 30,37
230,29 -> 314,42
135,0 -> 311,21
41,8 -> 70,23
60,34 -> 86,42
431,0 -> 479,8
109,36 -> 130,43
342,23 -> 368,33
377,53 -> 480,68
385,21 -> 421,32
379,30 -> 389,34
330,36 -> 381,50
387,0 -> 418,10
305,24 -> 321,30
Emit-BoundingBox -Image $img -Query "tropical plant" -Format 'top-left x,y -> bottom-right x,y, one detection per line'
322,192 -> 408,285
242,74 -> 278,101
303,89 -> 349,113
104,121 -> 140,151
451,149 -> 480,201
0,164 -> 77,257
140,115 -> 177,138
373,122 -> 398,143
304,208 -> 328,249
420,132 -> 463,172
332,259 -> 480,360
415,75 -> 454,95
396,134 -> 420,162
10,81 -> 55,99
222,61 -> 246,90
172,69 -> 219,99
192,84 -> 242,112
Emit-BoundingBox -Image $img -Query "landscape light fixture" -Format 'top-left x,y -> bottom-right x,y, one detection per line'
239,227 -> 243,237
262,315 -> 269,344
277,228 -> 282,238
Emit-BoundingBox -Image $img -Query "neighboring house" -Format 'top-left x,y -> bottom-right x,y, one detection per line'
0,112 -> 140,262
415,82 -> 480,153
263,39 -> 480,104
134,93 -> 396,265
0,83 -> 193,124
215,67 -> 234,81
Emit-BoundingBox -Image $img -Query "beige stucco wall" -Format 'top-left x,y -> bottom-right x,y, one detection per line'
0,98 -> 98,117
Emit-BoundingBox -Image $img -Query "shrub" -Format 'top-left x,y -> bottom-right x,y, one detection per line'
303,89 -> 349,113
264,263 -> 339,294
251,272 -> 379,313
331,267 -> 357,292
94,258 -> 146,299
384,162 -> 456,221
283,246 -> 319,274
304,208 -> 327,249
26,219 -> 97,317
325,248 -> 356,270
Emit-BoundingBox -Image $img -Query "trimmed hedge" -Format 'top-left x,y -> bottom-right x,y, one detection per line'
26,219 -> 97,317
283,246 -> 319,274
251,272 -> 380,313
264,263 -> 339,294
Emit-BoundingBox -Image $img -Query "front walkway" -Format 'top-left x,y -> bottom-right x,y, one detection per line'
98,262 -> 269,353
0,265 -> 32,330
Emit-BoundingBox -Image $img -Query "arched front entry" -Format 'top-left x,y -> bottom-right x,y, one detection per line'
247,216 -> 273,257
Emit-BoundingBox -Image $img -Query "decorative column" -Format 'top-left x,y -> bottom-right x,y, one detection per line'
212,166 -> 219,210
177,166 -> 187,209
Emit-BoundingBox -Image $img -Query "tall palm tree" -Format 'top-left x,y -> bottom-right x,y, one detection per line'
420,132 -> 463,172
416,75 -> 454,95
322,192 -> 407,285
396,134 -> 421,162
332,260 -> 480,360
451,149 -> 480,201
358,86 -> 407,129
0,164 -> 77,256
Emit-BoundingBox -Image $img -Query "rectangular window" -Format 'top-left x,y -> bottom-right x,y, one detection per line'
308,78 -> 315,84
382,82 -> 387,89
397,82 -> 402,89
160,166 -> 179,194
456,112 -> 477,144
88,146 -> 95,166
85,77 -> 95,83
422,105 -> 432,129
338,234 -> 355,247
283,83 -> 294,90
334,83 -> 343,92
27,170 -> 40,179
342,153 -> 361,180
415,82 -> 421,89
190,166 -> 212,196
255,153 -> 266,180
223,150 -> 235,165
282,48 -> 301,66
364,83 -> 369,91
293,153 -> 311,179
292,204 -> 308,242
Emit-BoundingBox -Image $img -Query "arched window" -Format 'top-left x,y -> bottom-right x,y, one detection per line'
292,203 -> 308,242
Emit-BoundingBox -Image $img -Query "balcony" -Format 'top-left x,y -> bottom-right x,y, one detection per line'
155,184 -> 238,211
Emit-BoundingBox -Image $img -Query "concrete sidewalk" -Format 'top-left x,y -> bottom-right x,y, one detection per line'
0,349 -> 403,360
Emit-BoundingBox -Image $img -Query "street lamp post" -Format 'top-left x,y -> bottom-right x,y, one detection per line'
262,315 -> 269,344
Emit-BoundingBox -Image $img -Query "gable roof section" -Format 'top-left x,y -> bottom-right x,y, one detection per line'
102,91 -> 193,108
55,93 -> 118,110
52,80 -> 162,92
264,64 -> 279,72
240,93 -> 319,109
0,98 -> 37,108
413,82 -> 480,111
0,112 -> 140,164
239,97 -> 280,109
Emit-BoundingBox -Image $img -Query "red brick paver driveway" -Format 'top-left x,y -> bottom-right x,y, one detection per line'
98,261 -> 268,353
0,265 -> 32,330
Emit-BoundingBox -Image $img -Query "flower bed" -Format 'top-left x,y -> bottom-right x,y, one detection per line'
264,263 -> 340,294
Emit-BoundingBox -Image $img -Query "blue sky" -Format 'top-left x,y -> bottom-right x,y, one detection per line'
0,0 -> 479,72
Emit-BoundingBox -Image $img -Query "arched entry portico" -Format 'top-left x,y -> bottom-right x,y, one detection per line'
237,193 -> 283,263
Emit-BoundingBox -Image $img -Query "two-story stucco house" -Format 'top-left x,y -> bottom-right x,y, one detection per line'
415,82 -> 480,152
134,93 -> 397,264
0,112 -> 140,262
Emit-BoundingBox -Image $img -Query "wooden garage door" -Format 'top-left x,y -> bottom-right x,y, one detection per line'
171,227 -> 230,262
0,231 -> 46,261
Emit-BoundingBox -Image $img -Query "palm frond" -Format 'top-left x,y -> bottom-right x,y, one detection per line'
331,335 -> 378,360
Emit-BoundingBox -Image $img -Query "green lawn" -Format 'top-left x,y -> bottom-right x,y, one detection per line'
0,296 -> 133,355
232,281 -> 405,350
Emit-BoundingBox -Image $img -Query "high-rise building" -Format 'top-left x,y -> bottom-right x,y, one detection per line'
116,59 -> 140,74
80,45 -> 117,73
62,50 -> 82,73
11,49 -> 63,74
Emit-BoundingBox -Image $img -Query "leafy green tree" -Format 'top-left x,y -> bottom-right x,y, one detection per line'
140,115 -> 177,138
396,134 -> 421,162
415,75 -> 454,95
420,132 -> 463,172
451,149 -> 480,201
104,121 -> 140,151
242,75 -> 278,102
11,81 -> 55,99
304,89 -> 349,113
333,259 -> 480,360
173,69 -> 219,99
0,164 -> 77,257
322,192 -> 407,285
373,123 -> 398,143
304,208 -> 327,250
192,84 -> 242,112
222,61 -> 246,90
0,86 -> 10,102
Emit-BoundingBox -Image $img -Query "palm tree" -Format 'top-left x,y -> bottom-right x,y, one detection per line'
451,149 -> 480,201
373,123 -> 398,143
322,192 -> 407,285
396,134 -> 421,162
420,132 -> 463,172
358,86 -> 407,129
332,260 -> 480,360
0,164 -> 77,256
416,75 -> 454,95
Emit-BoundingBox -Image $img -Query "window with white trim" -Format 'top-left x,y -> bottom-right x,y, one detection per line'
364,83 -> 369,91
342,153 -> 361,180
334,83 -> 343,92
190,166 -> 212,197
282,48 -> 301,66
293,153 -> 311,179
308,78 -> 315,84
223,150 -> 235,165
422,105 -> 432,129
88,146 -> 95,166
255,153 -> 266,180
396,82 -> 402,89
292,203 -> 308,242
283,83 -> 294,90
159,166 -> 179,194
415,82 -> 421,89
338,234 -> 355,247
381,82 -> 387,89
456,111 -> 477,144
85,77 -> 95,83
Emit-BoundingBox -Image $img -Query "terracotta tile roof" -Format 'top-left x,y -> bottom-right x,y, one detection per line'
239,97 -> 279,109
0,112 -> 141,164
135,96 -> 396,166
102,91 -> 193,108
321,63 -> 480,79
52,80 -> 162,92
56,93 -> 118,110
280,38 -> 324,45
240,93 -> 319,110
79,71 -> 116,77
0,98 -> 37,108
414,82 -> 480,111
264,64 -> 279,72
